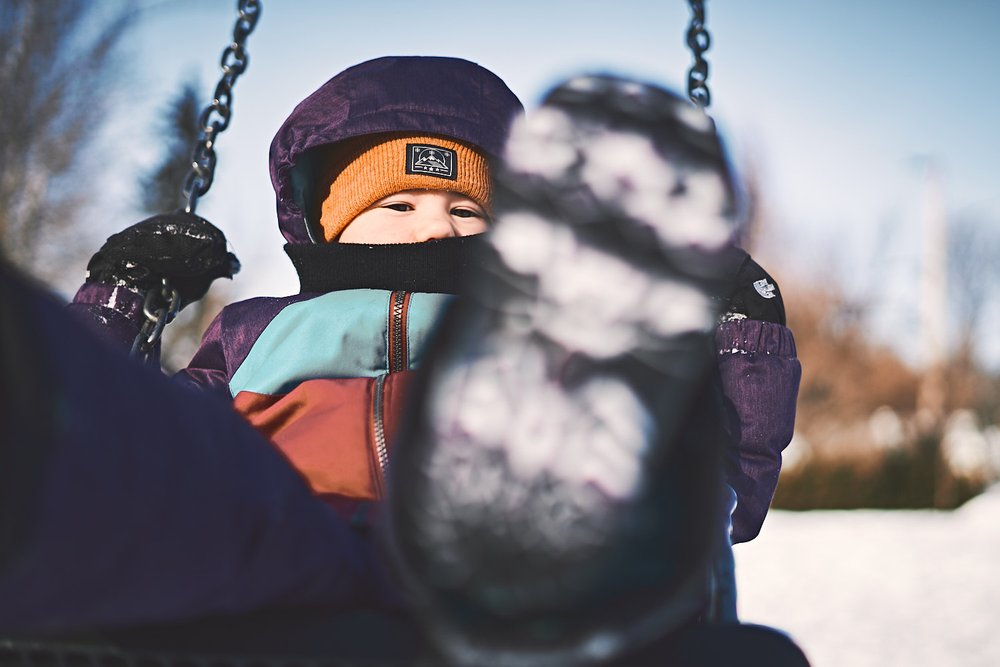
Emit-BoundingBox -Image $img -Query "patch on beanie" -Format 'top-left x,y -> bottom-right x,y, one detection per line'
406,144 -> 457,180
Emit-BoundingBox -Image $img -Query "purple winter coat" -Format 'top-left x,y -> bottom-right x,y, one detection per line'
716,316 -> 800,543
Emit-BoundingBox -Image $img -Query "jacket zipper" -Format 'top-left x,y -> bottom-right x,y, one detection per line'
373,291 -> 411,495
372,373 -> 389,497
388,290 -> 410,373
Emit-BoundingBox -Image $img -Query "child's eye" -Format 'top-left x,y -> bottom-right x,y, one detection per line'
451,207 -> 484,219
382,203 -> 413,212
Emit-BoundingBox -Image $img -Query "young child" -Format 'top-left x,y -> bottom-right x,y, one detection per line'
71,56 -> 524,525
11,56 -> 802,663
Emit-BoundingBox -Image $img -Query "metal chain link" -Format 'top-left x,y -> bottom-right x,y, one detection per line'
129,278 -> 181,363
686,0 -> 711,109
130,1 -> 260,361
181,0 -> 262,214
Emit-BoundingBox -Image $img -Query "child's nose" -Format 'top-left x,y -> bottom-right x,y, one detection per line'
414,210 -> 458,242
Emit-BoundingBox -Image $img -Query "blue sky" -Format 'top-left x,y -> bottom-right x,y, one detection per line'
87,0 -> 1000,365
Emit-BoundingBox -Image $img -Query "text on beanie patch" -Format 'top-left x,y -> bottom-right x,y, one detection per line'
406,144 -> 457,180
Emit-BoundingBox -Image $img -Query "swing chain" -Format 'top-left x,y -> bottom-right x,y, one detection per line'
129,278 -> 181,363
686,0 -> 711,109
181,0 -> 262,214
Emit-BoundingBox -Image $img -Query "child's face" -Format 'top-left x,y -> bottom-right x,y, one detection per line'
338,190 -> 489,244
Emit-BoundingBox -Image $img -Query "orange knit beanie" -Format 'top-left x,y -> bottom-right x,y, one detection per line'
318,133 -> 492,242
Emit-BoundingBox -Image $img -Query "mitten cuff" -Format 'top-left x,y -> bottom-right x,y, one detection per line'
73,282 -> 145,322
715,318 -> 798,358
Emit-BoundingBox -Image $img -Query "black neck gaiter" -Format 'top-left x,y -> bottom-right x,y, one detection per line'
284,235 -> 485,295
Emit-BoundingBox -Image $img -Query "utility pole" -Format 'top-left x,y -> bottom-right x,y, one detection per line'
916,161 -> 948,431
915,161 -> 953,507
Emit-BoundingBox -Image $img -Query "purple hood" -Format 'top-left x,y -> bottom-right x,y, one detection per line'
269,56 -> 524,245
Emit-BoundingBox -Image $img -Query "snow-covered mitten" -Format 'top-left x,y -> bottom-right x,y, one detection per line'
720,251 -> 785,325
85,212 -> 240,309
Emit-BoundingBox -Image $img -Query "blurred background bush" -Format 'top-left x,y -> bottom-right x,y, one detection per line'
764,258 -> 1000,510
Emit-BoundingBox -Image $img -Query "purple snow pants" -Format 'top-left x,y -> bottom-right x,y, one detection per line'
0,261 -> 397,636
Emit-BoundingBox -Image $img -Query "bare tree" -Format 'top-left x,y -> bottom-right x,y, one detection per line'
941,213 -> 1000,417
949,214 -> 1000,361
0,0 -> 132,285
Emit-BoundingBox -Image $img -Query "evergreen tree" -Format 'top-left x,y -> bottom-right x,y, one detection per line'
140,80 -> 201,214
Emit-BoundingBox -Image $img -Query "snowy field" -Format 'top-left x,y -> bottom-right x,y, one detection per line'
735,484 -> 1000,667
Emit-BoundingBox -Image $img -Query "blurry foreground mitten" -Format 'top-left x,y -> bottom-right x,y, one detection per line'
387,74 -> 738,667
86,212 -> 240,309
720,250 -> 785,325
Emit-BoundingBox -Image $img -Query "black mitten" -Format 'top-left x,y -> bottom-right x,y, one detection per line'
86,212 -> 240,309
723,252 -> 786,325
709,246 -> 785,325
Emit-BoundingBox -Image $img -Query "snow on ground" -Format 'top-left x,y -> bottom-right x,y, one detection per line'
735,484 -> 1000,666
